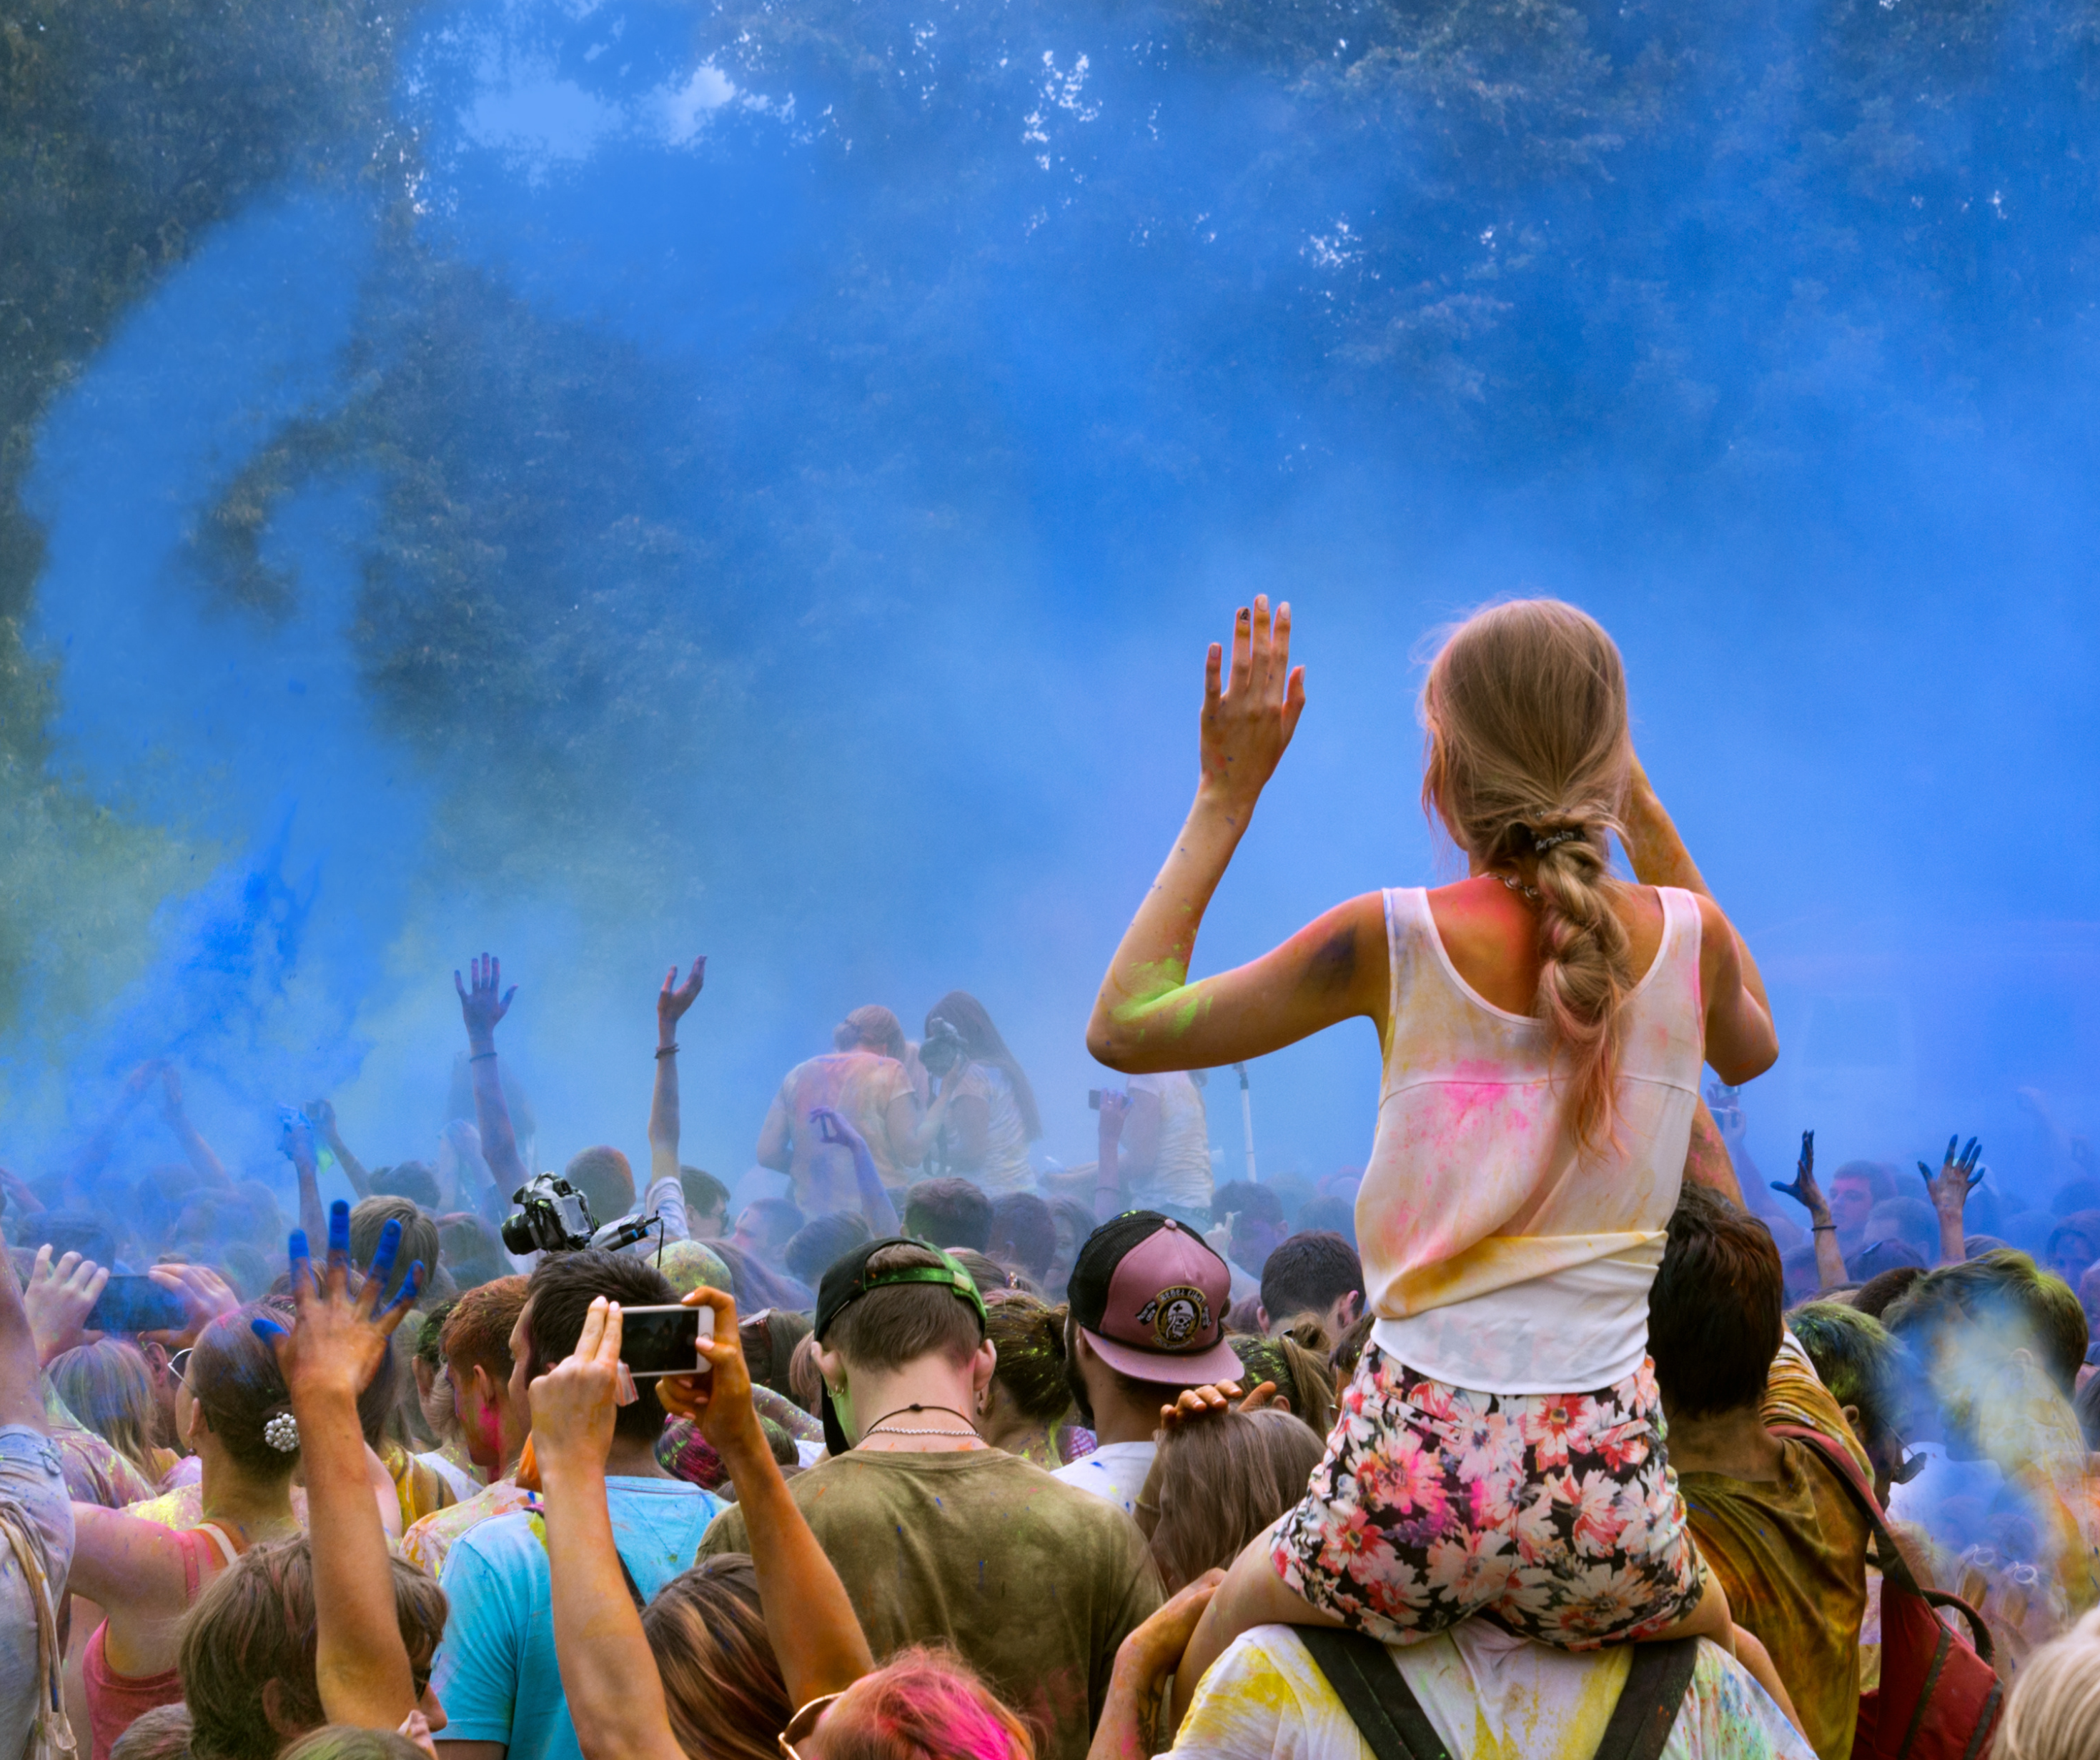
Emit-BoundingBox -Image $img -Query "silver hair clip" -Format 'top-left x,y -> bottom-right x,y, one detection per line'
263,1413 -> 300,1453
1533,828 -> 1583,852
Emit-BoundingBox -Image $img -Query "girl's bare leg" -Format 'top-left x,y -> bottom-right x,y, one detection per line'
1170,1525 -> 1343,1726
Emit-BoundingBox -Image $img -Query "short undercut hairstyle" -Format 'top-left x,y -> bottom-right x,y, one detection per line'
524,1251 -> 678,1442
441,1274 -> 529,1383
1648,1184 -> 1784,1419
903,1178 -> 993,1252
1260,1230 -> 1364,1326
823,1243 -> 985,1374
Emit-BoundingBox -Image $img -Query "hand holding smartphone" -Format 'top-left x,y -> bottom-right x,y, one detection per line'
618,1303 -> 716,1380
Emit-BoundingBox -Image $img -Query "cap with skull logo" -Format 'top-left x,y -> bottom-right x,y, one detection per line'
1066,1210 -> 1242,1383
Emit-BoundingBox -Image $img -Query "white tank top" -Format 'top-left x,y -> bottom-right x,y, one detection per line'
1361,885 -> 1704,1394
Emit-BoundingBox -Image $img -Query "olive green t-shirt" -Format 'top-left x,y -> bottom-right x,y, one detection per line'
698,1448 -> 1162,1760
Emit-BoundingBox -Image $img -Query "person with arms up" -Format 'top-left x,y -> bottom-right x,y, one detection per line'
1084,597 -> 1791,1721
756,1008 -> 946,1214
695,1238 -> 1160,1760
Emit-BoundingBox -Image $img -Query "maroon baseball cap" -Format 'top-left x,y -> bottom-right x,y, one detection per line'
1067,1211 -> 1242,1384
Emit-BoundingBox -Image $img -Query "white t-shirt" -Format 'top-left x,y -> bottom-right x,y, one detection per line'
1173,1621 -> 1813,1760
1124,1071 -> 1214,1214
949,1062 -> 1035,1194
1050,1441 -> 1155,1516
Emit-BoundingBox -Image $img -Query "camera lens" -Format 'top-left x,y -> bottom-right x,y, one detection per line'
499,1213 -> 533,1254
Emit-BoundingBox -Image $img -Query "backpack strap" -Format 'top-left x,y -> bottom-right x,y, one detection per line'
1770,1425 -> 1995,1669
1590,1639 -> 1700,1760
1297,1627 -> 1453,1760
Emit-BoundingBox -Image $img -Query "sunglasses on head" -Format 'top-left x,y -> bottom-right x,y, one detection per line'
777,1691 -> 843,1760
167,1348 -> 193,1386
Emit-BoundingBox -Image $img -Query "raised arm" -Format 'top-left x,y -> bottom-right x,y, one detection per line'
530,1302 -> 696,1760
307,1098 -> 374,1200
648,958 -> 706,1196
51,1061 -> 159,1199
1094,1090 -> 1129,1221
455,955 -> 528,1198
1086,600 -> 1385,1075
282,1110 -> 328,1247
1618,759 -> 1778,1085
1771,1130 -> 1848,1293
159,1065 -> 230,1188
255,1202 -> 427,1731
661,1287 -> 873,1705
811,1108 -> 899,1238
1920,1134 -> 1982,1266
754,1091 -> 793,1176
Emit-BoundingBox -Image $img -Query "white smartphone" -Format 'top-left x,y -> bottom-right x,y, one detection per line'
618,1303 -> 716,1379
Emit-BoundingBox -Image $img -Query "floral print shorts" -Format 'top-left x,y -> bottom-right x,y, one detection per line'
1272,1342 -> 1705,1649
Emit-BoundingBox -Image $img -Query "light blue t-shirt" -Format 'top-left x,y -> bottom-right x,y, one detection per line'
432,1475 -> 723,1760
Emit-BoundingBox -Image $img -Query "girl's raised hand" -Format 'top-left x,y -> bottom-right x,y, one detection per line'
1199,596 -> 1305,806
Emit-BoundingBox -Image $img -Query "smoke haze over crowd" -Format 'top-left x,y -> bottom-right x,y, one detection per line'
6,0 -> 2098,1215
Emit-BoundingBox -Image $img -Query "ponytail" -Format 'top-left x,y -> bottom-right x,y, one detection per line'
1420,599 -> 1638,1152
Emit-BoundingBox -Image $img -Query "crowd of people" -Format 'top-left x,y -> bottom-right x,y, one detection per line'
3,596 -> 2099,1760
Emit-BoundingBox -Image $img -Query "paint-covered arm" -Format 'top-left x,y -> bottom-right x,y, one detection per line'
1681,1100 -> 1747,1207
51,1060 -> 159,1198
282,1112 -> 328,1248
455,955 -> 528,1198
1618,759 -> 1778,1085
257,1205 -> 427,1732
1086,1574 -> 1224,1760
307,1098 -> 373,1200
0,1220 -> 51,1431
648,959 -> 706,1195
1771,1130 -> 1848,1291
1086,600 -> 1387,1073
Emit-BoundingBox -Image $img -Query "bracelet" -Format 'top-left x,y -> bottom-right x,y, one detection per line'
655,1044 -> 679,1060
470,1050 -> 497,1063
1812,1223 -> 1836,1233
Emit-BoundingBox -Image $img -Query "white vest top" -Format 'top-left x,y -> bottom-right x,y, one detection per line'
1360,885 -> 1704,1393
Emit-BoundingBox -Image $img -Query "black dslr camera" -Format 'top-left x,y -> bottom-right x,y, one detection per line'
500,1173 -> 668,1258
919,1015 -> 966,1078
500,1174 -> 598,1255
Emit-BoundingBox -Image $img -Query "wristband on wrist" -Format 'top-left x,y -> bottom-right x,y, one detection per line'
1812,1223 -> 1836,1233
656,1043 -> 679,1059
470,1050 -> 497,1063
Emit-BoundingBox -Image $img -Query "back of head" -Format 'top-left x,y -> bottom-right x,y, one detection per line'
2049,1178 -> 2100,1218
741,1198 -> 806,1261
948,1248 -> 1016,1296
1151,1408 -> 1325,1594
437,1215 -> 510,1291
1648,1185 -> 1783,1417
49,1337 -> 160,1473
523,1250 -> 678,1441
904,1178 -> 993,1252
838,1005 -> 908,1062
926,990 -> 1041,1142
740,1307 -> 813,1401
350,1198 -> 440,1306
1291,1195 -> 1355,1245
1993,1605 -> 2100,1760
1420,598 -> 1633,1149
1259,1230 -> 1362,1328
110,1704 -> 193,1760
1884,1248 -> 2088,1398
785,1210 -> 873,1286
1786,1301 -> 1903,1449
987,1192 -> 1056,1283
708,1238 -> 808,1315
642,1556 -> 789,1760
1228,1334 -> 1337,1441
189,1305 -> 302,1480
1853,1263 -> 1926,1320
821,1242 -> 985,1376
441,1274 -> 530,1383
564,1145 -> 636,1223
1850,1237 -> 1927,1283
813,1646 -> 1034,1760
180,1540 -> 447,1760
982,1293 -> 1072,1428
370,1160 -> 442,1210
1866,1197 -> 1939,1260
